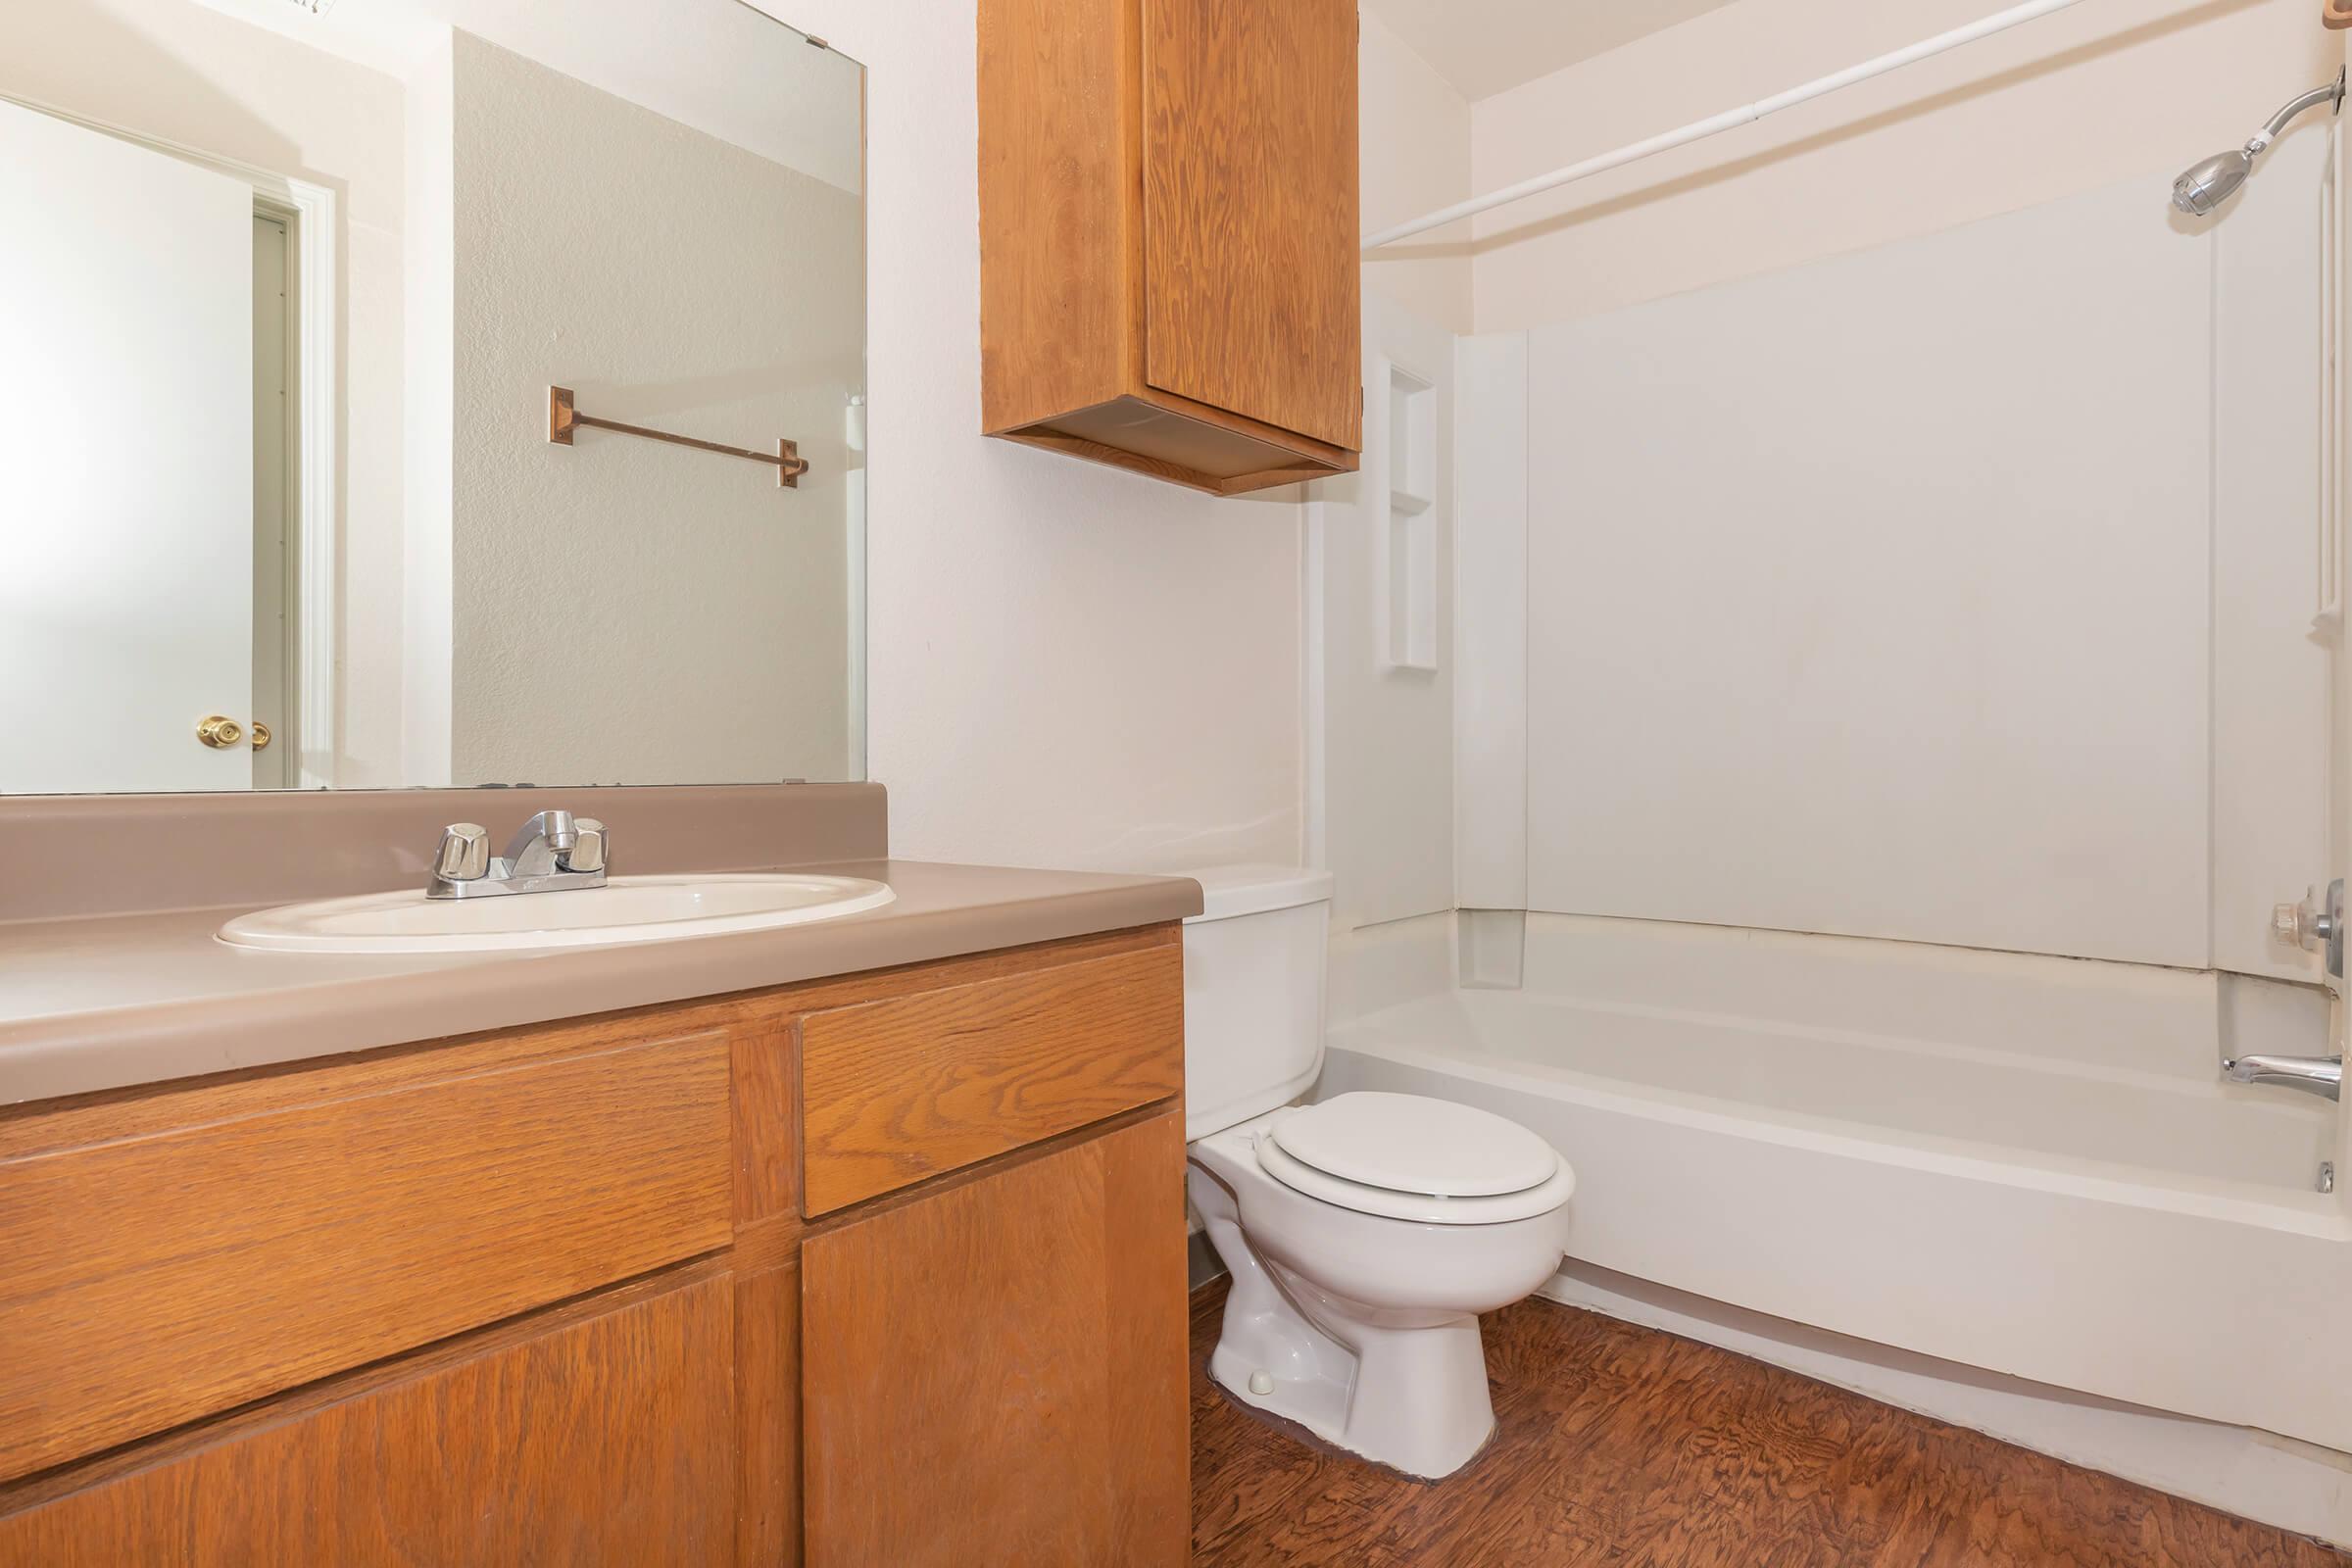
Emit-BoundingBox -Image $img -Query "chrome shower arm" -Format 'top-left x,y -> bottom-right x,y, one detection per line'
2247,68 -> 2346,157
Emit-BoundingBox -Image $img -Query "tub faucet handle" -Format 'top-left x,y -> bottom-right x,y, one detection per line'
2272,879 -> 2346,979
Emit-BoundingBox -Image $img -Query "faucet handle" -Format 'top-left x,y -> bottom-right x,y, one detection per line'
562,819 -> 607,874
434,823 -> 491,882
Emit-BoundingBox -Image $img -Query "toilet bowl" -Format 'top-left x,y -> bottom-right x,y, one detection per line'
1179,864 -> 1577,1480
1187,1095 -> 1575,1478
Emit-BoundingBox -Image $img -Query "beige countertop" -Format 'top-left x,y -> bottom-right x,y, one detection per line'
0,858 -> 1201,1106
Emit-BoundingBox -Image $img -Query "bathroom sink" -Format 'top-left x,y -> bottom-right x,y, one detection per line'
217,873 -> 896,954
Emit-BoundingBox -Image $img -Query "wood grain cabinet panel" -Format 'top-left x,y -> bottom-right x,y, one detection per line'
735,1256 -> 802,1568
1142,0 -> 1360,450
798,937 -> 1184,1214
977,0 -> 1361,493
0,1023 -> 732,1481
801,1111 -> 1190,1567
0,926 -> 1189,1567
0,1272 -> 735,1567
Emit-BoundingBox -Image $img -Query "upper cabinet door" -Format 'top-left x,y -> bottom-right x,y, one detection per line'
1142,0 -> 1362,451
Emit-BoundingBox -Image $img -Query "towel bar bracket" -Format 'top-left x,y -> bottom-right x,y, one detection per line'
548,385 -> 808,488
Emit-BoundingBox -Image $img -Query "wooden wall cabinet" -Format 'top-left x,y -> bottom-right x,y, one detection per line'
979,0 -> 1362,495
0,924 -> 1189,1567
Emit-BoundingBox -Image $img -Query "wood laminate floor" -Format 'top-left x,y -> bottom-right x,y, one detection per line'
1189,1281 -> 2347,1567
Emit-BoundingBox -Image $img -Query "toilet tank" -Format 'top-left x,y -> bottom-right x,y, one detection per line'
1182,864 -> 1335,1143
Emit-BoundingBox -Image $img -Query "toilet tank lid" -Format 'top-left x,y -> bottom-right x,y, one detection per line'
1184,864 -> 1335,923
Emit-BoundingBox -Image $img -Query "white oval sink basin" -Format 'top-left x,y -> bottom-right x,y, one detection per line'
217,873 -> 896,954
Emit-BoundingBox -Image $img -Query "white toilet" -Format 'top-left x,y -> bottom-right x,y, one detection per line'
1183,864 -> 1577,1479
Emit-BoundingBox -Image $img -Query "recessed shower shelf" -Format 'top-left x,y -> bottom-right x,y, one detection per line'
1380,362 -> 1439,673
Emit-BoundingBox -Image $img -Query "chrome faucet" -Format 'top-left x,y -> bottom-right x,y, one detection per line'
2227,876 -> 2347,1099
426,809 -> 609,899
2222,1053 -> 2342,1101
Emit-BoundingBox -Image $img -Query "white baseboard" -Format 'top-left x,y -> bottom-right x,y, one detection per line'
1540,1259 -> 2352,1549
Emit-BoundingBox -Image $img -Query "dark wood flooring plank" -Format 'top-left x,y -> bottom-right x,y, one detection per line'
1190,1282 -> 2348,1568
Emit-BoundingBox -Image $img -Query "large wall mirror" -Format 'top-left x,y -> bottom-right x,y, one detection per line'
2,0 -> 864,793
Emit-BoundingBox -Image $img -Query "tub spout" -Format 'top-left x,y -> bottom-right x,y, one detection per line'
2221,1054 -> 2342,1100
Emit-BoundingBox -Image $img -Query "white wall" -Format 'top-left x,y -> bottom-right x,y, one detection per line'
2,0 -> 412,788
719,0 -> 1307,873
1359,11 -> 1474,337
1469,0 -> 2340,331
448,33 -> 860,787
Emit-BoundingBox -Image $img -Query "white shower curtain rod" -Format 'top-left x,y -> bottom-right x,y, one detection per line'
1360,0 -> 2096,250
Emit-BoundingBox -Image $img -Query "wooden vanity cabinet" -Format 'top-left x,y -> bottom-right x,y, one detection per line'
802,1113 -> 1189,1567
978,0 -> 1362,495
0,1270 -> 739,1566
0,923 -> 1190,1567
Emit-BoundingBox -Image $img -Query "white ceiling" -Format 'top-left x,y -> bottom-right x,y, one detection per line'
1363,0 -> 1747,101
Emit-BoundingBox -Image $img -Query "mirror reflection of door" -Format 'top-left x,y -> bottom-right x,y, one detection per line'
251,212 -> 292,792
6,0 -> 869,796
0,97 -> 265,793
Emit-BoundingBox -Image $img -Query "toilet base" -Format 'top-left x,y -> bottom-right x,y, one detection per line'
1200,1213 -> 1499,1480
1186,1110 -> 1572,1481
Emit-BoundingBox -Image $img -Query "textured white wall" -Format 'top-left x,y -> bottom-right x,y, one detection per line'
731,0 -> 1305,872
449,32 -> 859,787
0,0 -> 412,788
1469,0 -> 2339,331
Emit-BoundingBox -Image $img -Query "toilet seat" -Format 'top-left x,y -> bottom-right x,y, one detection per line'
1255,1093 -> 1576,1225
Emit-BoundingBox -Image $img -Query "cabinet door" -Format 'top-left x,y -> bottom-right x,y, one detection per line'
800,1112 -> 1189,1567
0,1273 -> 735,1567
1142,0 -> 1360,450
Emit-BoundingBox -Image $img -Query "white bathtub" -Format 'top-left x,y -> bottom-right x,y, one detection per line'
1319,913 -> 2352,1451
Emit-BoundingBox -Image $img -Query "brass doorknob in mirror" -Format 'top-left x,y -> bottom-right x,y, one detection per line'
196,715 -> 243,749
251,721 -> 271,751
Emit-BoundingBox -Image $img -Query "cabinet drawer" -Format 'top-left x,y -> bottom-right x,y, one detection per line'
799,936 -> 1184,1214
0,1022 -> 731,1481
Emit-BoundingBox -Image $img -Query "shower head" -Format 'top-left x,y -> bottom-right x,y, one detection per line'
2170,150 -> 2253,218
2172,68 -> 2346,218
